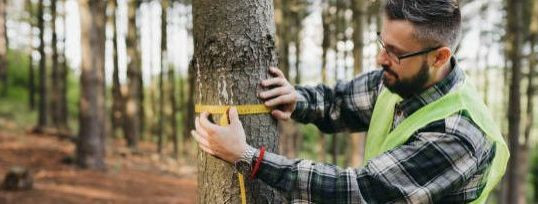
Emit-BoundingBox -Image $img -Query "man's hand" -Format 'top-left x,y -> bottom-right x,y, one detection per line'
259,67 -> 297,120
191,107 -> 247,164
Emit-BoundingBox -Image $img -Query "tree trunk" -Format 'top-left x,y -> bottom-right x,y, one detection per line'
157,0 -> 168,154
110,0 -> 122,138
50,0 -> 61,129
36,0 -> 47,132
169,69 -> 178,158
77,0 -> 106,170
193,0 -> 284,202
183,60 -> 195,156
318,1 -> 331,163
505,0 -> 524,202
275,0 -> 290,80
161,0 -> 178,158
58,0 -> 69,133
0,0 -> 7,96
26,0 -> 35,110
348,0 -> 367,167
123,0 -> 141,150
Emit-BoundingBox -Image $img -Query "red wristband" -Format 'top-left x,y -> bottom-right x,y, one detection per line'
250,146 -> 265,180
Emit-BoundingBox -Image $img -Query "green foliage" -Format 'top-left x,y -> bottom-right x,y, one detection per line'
0,49 -> 80,132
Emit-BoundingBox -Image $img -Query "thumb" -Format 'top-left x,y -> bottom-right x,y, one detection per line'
228,107 -> 241,125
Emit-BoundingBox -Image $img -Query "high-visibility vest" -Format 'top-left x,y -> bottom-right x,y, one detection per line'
365,79 -> 509,204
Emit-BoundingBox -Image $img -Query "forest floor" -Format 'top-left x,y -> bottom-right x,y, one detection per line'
0,120 -> 198,204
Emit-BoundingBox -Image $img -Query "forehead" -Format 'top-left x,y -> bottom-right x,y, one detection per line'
380,18 -> 422,51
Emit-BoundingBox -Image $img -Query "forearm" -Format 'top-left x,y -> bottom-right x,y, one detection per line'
238,148 -> 364,203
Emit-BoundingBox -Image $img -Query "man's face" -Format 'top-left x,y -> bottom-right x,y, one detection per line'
376,18 -> 433,98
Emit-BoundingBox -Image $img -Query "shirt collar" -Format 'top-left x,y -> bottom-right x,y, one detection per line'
396,57 -> 465,116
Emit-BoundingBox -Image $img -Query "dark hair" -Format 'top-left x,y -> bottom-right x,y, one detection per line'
384,0 -> 462,49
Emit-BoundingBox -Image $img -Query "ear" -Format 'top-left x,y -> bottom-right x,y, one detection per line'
431,47 -> 452,68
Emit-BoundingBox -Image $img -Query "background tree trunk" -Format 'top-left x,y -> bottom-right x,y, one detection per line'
36,0 -> 47,132
157,0 -> 168,154
57,0 -> 69,133
50,0 -> 61,129
183,60 -> 195,156
26,0 -> 35,110
349,0 -> 366,167
505,0 -> 525,202
123,0 -> 141,150
317,1 -> 332,163
77,0 -> 106,170
0,0 -> 7,96
193,0 -> 284,202
110,0 -> 122,138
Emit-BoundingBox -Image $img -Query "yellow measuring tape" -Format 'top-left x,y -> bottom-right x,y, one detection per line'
195,104 -> 271,204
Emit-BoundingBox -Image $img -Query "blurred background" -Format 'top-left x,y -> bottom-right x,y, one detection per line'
0,0 -> 536,203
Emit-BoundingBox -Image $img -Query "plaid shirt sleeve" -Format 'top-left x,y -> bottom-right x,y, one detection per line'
248,114 -> 494,203
290,71 -> 384,133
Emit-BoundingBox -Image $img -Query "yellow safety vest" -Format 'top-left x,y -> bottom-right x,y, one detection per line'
365,79 -> 509,204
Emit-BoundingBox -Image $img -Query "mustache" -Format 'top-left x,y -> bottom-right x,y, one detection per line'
382,65 -> 398,79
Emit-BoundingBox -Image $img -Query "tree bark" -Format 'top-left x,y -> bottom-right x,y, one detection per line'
183,60 -> 195,156
50,0 -> 61,129
193,0 -> 284,202
317,1 -> 332,163
58,0 -> 69,133
505,0 -> 524,202
110,0 -> 122,138
36,0 -> 47,132
26,0 -> 35,110
123,0 -> 141,150
77,0 -> 106,170
348,0 -> 366,167
0,0 -> 7,96
157,0 -> 168,154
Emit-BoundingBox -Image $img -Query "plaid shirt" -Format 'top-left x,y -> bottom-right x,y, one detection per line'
241,58 -> 496,203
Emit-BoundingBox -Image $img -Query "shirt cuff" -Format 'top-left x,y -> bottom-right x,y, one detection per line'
290,86 -> 307,120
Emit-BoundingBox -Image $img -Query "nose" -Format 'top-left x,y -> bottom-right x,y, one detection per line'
376,50 -> 391,67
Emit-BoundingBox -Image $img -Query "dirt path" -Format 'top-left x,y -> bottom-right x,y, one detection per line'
0,131 -> 197,204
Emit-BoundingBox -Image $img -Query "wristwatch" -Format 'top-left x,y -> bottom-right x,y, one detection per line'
234,145 -> 257,174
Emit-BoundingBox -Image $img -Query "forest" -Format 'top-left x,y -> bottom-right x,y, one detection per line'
0,0 -> 536,203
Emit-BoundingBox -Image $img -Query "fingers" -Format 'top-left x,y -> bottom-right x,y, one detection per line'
228,107 -> 240,125
259,86 -> 290,100
271,109 -> 291,120
198,143 -> 215,155
264,93 -> 295,107
261,77 -> 286,88
269,67 -> 284,78
195,117 -> 209,137
199,112 -> 221,133
191,130 -> 210,149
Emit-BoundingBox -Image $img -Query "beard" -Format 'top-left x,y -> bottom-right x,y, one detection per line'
382,61 -> 430,98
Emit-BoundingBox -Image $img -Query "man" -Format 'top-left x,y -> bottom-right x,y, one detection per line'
191,0 -> 509,203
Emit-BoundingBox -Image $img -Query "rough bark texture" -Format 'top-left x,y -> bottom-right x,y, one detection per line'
110,0 -> 123,138
0,0 -> 7,96
77,0 -> 106,170
193,0 -> 284,202
123,0 -> 141,150
36,0 -> 47,131
506,0 -> 524,202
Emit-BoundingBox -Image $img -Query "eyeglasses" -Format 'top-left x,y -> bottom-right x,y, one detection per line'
377,32 -> 441,64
